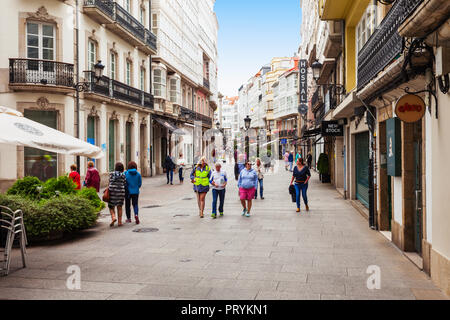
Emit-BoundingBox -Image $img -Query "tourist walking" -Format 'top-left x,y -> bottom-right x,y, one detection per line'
295,151 -> 302,164
307,152 -> 313,168
108,162 -> 126,227
177,153 -> 186,184
254,158 -> 264,200
288,152 -> 294,172
290,157 -> 311,213
164,153 -> 175,185
284,151 -> 289,171
125,161 -> 142,225
84,161 -> 100,192
190,156 -> 211,218
210,162 -> 227,219
69,164 -> 81,190
238,161 -> 258,217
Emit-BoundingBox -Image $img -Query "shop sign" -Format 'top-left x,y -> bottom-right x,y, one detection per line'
386,117 -> 401,176
395,94 -> 425,123
298,59 -> 308,113
321,121 -> 343,136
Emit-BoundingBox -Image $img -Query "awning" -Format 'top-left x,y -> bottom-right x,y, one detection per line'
302,127 -> 321,138
0,106 -> 104,158
153,116 -> 178,132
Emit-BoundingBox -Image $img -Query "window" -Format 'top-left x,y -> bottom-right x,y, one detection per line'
356,5 -> 377,53
125,0 -> 131,13
152,13 -> 158,34
88,40 -> 97,71
126,60 -> 132,85
110,52 -> 116,80
153,68 -> 166,98
140,7 -> 145,25
140,68 -> 145,91
27,22 -> 55,60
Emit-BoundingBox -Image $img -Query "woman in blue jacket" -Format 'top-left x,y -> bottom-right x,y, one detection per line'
238,161 -> 258,217
125,161 -> 142,224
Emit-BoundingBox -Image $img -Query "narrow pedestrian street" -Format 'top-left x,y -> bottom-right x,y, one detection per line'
0,162 -> 446,300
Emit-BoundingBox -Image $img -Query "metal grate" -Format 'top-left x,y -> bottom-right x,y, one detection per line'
133,228 -> 159,233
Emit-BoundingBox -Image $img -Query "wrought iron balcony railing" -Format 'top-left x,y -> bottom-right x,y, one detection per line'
203,78 -> 210,90
84,71 -> 154,109
9,58 -> 74,87
84,0 -> 157,53
357,0 -> 423,90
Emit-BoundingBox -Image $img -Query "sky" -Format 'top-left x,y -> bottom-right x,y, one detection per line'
215,0 -> 302,98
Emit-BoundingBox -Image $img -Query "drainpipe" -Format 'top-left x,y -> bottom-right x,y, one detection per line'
357,96 -> 377,230
75,0 -> 81,174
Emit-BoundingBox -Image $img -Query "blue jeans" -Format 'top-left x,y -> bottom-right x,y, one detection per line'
294,183 -> 308,209
212,189 -> 226,214
179,167 -> 184,182
289,162 -> 293,171
166,169 -> 173,183
255,179 -> 263,199
125,193 -> 139,219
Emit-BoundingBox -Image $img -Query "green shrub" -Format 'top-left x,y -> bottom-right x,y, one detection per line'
42,176 -> 76,198
78,187 -> 105,212
317,153 -> 329,175
0,193 -> 98,240
6,176 -> 43,199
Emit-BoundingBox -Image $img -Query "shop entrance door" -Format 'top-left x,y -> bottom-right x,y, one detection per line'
413,122 -> 423,254
355,132 -> 370,208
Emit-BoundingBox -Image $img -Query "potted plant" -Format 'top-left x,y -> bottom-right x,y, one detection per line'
317,153 -> 331,183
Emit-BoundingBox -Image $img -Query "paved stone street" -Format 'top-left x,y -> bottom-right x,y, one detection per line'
1,162 -> 447,300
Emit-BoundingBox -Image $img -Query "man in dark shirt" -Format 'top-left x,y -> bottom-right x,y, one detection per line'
164,153 -> 175,185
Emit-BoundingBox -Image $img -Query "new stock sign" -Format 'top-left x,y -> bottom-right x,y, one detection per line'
395,94 -> 426,123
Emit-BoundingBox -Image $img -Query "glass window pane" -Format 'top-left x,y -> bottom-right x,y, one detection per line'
27,47 -> 39,59
27,35 -> 39,47
27,23 -> 38,35
43,37 -> 53,49
42,25 -> 54,37
43,48 -> 54,60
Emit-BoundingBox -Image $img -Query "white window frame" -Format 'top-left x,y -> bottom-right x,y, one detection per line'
356,5 -> 377,54
126,60 -> 132,86
153,68 -> 166,98
26,22 -> 55,60
110,52 -> 116,80
140,67 -> 145,91
88,39 -> 97,71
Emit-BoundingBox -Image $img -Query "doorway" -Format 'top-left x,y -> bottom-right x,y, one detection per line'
108,119 -> 116,172
126,121 -> 132,166
355,131 -> 370,208
413,121 -> 423,254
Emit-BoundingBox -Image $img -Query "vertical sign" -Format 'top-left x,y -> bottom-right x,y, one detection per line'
386,117 -> 401,176
298,59 -> 308,115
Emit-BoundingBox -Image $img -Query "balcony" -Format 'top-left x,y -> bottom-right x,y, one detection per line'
311,87 -> 323,112
357,0 -> 424,90
84,71 -> 154,110
323,21 -> 342,59
178,106 -> 213,127
83,0 -> 157,55
9,58 -> 74,93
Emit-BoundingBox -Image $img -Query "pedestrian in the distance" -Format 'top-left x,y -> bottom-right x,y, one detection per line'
254,158 -> 264,200
108,162 -> 126,227
295,151 -> 301,164
288,152 -> 294,172
307,152 -> 313,168
210,162 -> 227,219
85,161 -> 101,192
177,153 -> 185,184
164,153 -> 175,185
190,156 -> 211,218
290,157 -> 311,213
284,151 -> 289,171
69,164 -> 81,190
125,161 -> 142,225
238,161 -> 258,218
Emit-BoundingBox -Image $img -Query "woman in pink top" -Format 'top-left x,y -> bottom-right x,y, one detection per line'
284,151 -> 289,171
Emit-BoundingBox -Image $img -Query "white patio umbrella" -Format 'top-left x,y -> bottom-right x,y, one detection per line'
0,106 -> 104,159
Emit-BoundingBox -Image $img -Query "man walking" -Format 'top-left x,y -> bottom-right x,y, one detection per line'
210,162 -> 227,219
164,153 -> 175,185
288,151 -> 294,172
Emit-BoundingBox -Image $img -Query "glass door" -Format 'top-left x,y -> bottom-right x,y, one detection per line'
24,110 -> 57,181
109,119 -> 116,172
355,131 -> 370,208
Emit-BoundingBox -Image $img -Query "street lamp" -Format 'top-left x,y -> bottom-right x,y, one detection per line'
311,59 -> 345,95
244,115 -> 251,130
76,60 -> 105,92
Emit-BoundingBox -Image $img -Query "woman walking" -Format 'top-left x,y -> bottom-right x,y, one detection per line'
125,161 -> 142,225
290,157 -> 311,213
254,158 -> 264,200
190,156 -> 211,218
284,151 -> 289,171
177,153 -> 186,184
210,162 -> 227,219
108,162 -> 126,227
288,151 -> 294,172
84,161 -> 100,192
238,161 -> 258,218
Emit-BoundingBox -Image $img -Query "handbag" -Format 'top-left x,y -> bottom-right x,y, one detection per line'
102,187 -> 110,202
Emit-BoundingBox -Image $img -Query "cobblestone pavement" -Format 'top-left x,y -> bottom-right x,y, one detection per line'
1,161 -> 448,300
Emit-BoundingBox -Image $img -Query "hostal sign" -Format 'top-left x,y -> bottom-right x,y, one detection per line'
298,59 -> 308,115
395,94 -> 425,123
